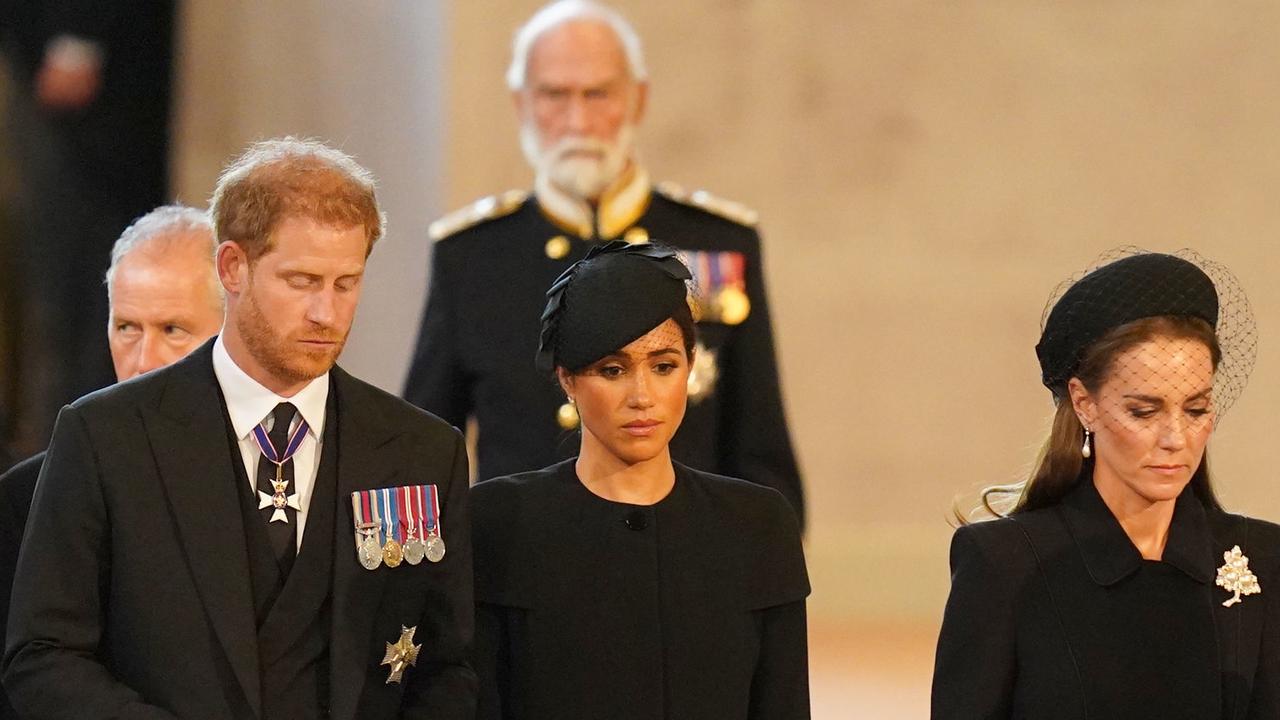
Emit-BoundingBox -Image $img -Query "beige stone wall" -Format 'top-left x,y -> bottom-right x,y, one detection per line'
173,0 -> 448,391
444,1 -> 1280,625
175,1 -> 1280,628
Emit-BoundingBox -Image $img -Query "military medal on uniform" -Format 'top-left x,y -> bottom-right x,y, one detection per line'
252,414 -> 309,523
681,249 -> 751,327
352,491 -> 384,570
378,488 -> 404,568
351,485 -> 444,570
402,484 -> 428,565
381,625 -> 421,684
423,484 -> 446,563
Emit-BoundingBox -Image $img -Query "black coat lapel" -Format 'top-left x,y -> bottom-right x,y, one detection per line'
140,341 -> 261,718
327,367 -> 404,720
1208,511 -> 1265,719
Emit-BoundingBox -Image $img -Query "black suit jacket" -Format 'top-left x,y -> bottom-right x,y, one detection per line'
932,479 -> 1280,719
404,188 -> 804,526
1,341 -> 477,719
0,452 -> 41,720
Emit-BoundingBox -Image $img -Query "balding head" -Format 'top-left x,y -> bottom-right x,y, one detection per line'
105,205 -> 224,381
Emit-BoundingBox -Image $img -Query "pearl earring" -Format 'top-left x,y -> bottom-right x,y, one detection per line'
1081,428 -> 1093,459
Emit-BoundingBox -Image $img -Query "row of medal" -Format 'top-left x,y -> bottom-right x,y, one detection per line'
678,249 -> 751,327
350,485 -> 445,570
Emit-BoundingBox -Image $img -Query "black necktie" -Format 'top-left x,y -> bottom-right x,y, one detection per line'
256,402 -> 298,576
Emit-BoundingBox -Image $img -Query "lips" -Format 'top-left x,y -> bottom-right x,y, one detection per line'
622,419 -> 661,437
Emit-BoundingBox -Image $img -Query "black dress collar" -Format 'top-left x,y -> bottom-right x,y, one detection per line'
1060,476 -> 1215,587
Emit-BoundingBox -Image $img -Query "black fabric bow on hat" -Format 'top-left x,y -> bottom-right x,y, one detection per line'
536,240 -> 692,373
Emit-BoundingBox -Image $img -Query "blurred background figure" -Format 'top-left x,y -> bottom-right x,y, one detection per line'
0,0 -> 177,459
0,203 -> 221,720
402,0 -> 804,524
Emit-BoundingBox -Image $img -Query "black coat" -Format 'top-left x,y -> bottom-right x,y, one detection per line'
471,459 -> 810,720
402,188 -> 805,526
0,451 -> 41,720
1,341 -> 478,720
932,479 -> 1280,719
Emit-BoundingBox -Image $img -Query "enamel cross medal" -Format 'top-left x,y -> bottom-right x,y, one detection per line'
252,416 -> 309,523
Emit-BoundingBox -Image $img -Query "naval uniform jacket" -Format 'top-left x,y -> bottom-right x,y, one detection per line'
932,479 -> 1280,719
1,340 -> 477,719
402,170 -> 804,527
471,459 -> 811,720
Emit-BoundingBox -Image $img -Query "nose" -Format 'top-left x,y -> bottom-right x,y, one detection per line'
566,94 -> 590,135
626,368 -> 655,410
132,331 -> 170,378
1158,413 -> 1189,451
306,288 -> 337,327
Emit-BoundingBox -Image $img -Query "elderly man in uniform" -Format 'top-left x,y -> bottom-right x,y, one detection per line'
0,204 -> 223,720
404,0 -> 804,524
4,139 -> 477,720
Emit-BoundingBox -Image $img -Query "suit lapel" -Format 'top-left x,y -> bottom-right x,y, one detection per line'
141,342 -> 262,718
327,368 -> 404,720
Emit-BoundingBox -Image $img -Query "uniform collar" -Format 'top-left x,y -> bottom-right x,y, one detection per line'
212,334 -> 329,441
1060,475 -> 1215,586
534,162 -> 651,240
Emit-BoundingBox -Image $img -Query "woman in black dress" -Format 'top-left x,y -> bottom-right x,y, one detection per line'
471,241 -> 809,720
932,250 -> 1279,719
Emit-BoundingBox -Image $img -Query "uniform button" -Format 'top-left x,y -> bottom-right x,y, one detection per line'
624,510 -> 648,531
545,235 -> 571,259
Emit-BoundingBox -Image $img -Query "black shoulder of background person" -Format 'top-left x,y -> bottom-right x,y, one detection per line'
0,451 -> 44,720
0,451 -> 43,534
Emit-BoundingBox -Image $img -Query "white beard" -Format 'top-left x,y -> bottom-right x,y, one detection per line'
521,122 -> 635,201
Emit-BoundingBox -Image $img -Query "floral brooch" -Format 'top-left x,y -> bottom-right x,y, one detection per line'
1216,545 -> 1261,608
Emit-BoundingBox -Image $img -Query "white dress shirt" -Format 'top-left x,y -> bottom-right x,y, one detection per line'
212,335 -> 328,550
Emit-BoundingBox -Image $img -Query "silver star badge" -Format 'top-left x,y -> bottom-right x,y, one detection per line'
381,625 -> 421,684
1216,545 -> 1261,607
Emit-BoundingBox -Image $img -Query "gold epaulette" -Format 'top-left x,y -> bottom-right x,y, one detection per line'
655,181 -> 759,227
428,189 -> 529,241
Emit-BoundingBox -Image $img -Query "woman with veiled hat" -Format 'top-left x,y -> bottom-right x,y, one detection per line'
470,241 -> 810,720
932,250 -> 1280,719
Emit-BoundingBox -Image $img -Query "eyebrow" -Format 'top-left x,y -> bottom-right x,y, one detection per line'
602,347 -> 683,362
1122,388 -> 1213,403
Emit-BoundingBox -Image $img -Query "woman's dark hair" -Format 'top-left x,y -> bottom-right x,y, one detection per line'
971,314 -> 1222,520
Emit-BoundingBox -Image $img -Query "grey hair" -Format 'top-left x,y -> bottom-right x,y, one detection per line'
104,204 -> 223,309
506,0 -> 647,91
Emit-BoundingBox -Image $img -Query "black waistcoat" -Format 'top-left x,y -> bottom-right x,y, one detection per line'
227,397 -> 339,720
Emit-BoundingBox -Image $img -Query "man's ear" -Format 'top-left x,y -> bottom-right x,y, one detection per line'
216,241 -> 249,297
631,80 -> 649,124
